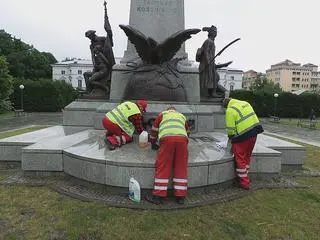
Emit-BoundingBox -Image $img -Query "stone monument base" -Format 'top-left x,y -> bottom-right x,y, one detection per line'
110,62 -> 200,102
62,99 -> 226,132
0,126 -> 303,190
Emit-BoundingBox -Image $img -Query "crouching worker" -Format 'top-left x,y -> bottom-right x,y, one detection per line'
223,98 -> 264,190
145,107 -> 190,205
102,100 -> 148,150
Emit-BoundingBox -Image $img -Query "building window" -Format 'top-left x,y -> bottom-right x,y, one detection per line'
69,69 -> 72,74
230,76 -> 235,81
78,80 -> 82,88
78,70 -> 82,75
230,85 -> 234,91
61,70 -> 65,75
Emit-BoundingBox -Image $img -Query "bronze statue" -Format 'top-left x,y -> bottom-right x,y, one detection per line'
83,1 -> 115,99
197,25 -> 239,99
197,26 -> 218,98
119,25 -> 200,101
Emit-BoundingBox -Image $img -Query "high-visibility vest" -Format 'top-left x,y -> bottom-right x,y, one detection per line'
106,101 -> 141,137
159,110 -> 187,139
226,99 -> 260,137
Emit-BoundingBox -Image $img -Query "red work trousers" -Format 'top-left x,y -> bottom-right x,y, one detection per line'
152,136 -> 189,198
232,136 -> 257,189
101,117 -> 132,146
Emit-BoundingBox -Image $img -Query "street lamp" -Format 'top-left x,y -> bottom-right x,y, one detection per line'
273,93 -> 279,117
19,84 -> 24,111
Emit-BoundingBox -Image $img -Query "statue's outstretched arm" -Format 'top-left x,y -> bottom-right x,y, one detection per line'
216,61 -> 233,69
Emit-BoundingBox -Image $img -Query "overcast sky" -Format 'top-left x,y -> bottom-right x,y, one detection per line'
0,0 -> 319,72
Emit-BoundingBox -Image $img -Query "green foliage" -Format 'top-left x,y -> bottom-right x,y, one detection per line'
0,29 -> 57,80
231,90 -> 320,118
10,79 -> 78,112
249,73 -> 282,94
0,56 -> 13,112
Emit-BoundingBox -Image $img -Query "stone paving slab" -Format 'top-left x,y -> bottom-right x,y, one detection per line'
0,112 -> 62,132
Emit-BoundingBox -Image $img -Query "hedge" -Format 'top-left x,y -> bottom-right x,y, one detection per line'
10,79 -> 78,112
230,90 -> 320,118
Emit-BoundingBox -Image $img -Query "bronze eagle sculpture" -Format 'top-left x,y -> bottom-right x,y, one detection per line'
119,24 -> 201,64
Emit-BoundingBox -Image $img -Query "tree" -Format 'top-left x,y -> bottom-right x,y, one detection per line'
0,29 -> 57,80
249,73 -> 282,94
0,56 -> 13,112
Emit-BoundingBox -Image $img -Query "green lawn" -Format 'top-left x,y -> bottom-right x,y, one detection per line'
0,133 -> 320,239
0,110 -> 15,118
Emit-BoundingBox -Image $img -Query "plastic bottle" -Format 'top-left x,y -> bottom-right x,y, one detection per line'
128,177 -> 141,203
139,130 -> 149,148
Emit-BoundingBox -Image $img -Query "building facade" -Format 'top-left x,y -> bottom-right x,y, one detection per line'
51,60 -> 93,89
243,70 -> 258,89
52,60 -> 243,92
217,68 -> 243,91
266,60 -> 320,92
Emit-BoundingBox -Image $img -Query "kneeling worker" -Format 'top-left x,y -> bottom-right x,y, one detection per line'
102,100 -> 147,150
223,98 -> 264,190
146,107 -> 190,205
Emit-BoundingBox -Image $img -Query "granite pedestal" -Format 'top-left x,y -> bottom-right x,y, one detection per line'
1,125 -> 305,189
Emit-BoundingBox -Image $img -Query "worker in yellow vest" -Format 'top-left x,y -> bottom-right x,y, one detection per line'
145,107 -> 190,205
102,100 -> 147,150
223,98 -> 264,190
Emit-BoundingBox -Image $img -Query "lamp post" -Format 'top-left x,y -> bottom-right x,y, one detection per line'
274,93 -> 279,117
19,84 -> 24,111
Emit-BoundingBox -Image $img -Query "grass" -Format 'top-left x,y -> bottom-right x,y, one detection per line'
0,131 -> 320,239
0,110 -> 15,118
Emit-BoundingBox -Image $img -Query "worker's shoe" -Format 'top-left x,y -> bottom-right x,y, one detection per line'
175,197 -> 185,205
104,138 -> 116,151
145,194 -> 163,205
233,179 -> 250,190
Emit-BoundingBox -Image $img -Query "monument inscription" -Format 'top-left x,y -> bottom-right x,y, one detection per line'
123,0 -> 186,61
136,0 -> 177,15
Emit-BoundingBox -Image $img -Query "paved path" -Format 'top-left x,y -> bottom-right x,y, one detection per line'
261,120 -> 320,147
0,112 -> 62,132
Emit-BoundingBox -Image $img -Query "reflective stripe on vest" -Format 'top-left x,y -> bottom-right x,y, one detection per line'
106,101 -> 141,136
226,99 -> 260,137
158,110 -> 187,139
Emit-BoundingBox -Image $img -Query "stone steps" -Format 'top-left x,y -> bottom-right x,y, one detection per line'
0,126 -> 88,162
22,129 -> 100,172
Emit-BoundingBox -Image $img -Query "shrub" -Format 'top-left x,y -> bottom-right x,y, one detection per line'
230,90 -> 320,118
10,79 -> 78,112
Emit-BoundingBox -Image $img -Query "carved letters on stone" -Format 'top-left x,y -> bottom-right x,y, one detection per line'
136,0 -> 177,15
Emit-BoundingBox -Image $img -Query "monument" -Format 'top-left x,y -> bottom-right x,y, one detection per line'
120,25 -> 200,101
0,0 -> 304,208
110,0 -> 201,102
122,0 -> 187,62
